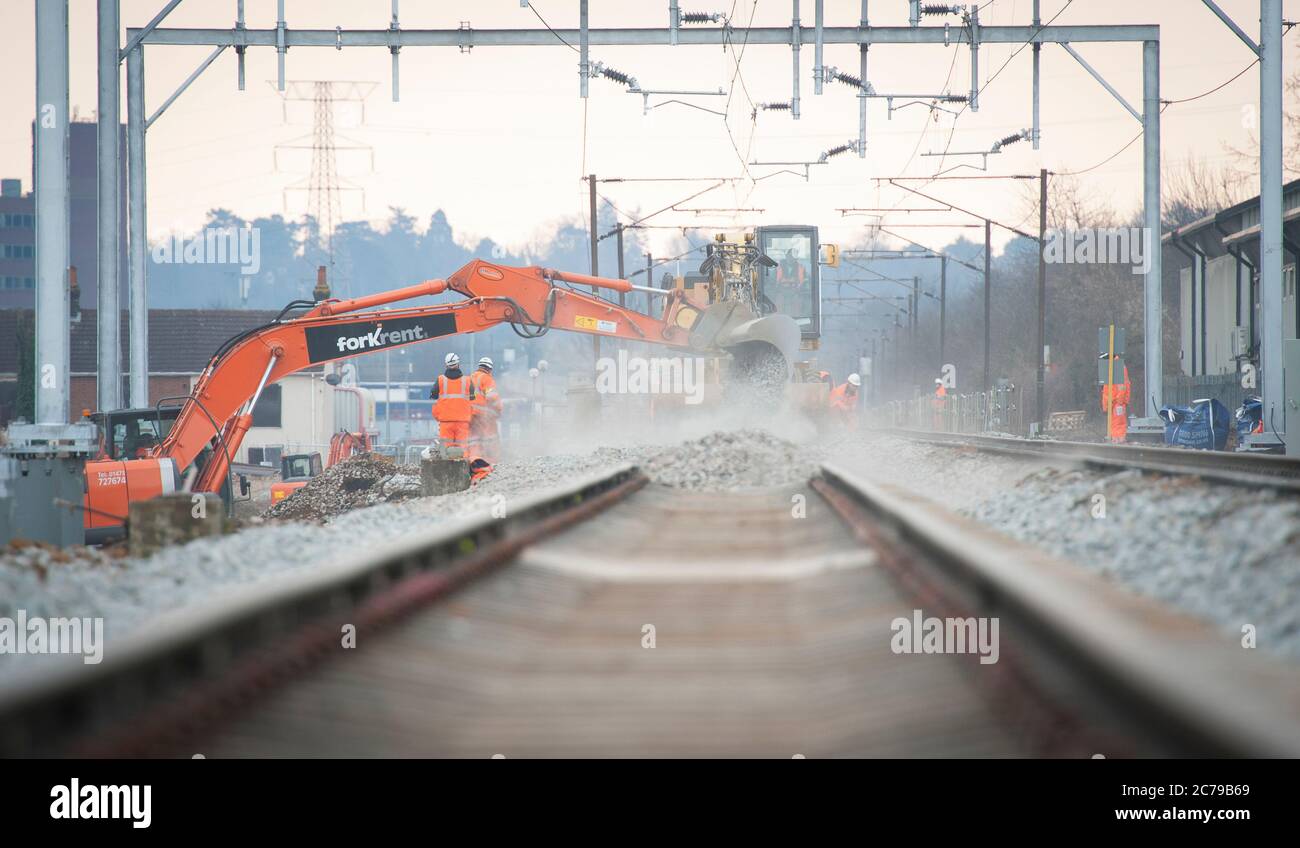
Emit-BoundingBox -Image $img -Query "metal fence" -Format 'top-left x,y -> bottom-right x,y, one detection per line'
869,375 -> 1251,436
868,385 -> 1024,436
1162,374 -> 1246,412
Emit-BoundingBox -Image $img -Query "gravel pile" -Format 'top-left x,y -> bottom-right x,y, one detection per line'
964,466 -> 1300,658
262,453 -> 422,521
0,539 -> 122,581
642,429 -> 818,491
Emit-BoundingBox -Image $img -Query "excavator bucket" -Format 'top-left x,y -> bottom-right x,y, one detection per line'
688,302 -> 802,394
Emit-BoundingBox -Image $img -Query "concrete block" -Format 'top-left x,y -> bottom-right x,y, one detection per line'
129,493 -> 224,558
421,459 -> 470,496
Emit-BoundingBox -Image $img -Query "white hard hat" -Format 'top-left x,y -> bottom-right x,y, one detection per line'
445,352 -> 460,368
847,373 -> 861,387
478,356 -> 494,370
935,378 -> 943,384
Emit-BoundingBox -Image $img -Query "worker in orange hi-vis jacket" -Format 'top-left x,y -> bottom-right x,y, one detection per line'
828,373 -> 861,427
468,356 -> 504,464
430,352 -> 477,458
1101,362 -> 1131,443
932,378 -> 948,430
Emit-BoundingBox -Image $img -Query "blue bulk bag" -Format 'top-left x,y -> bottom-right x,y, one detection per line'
1158,398 -> 1231,451
1235,395 -> 1262,443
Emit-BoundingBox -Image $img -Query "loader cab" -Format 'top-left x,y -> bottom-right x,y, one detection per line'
756,225 -> 821,343
271,451 -> 323,504
281,452 -> 323,483
90,407 -> 180,461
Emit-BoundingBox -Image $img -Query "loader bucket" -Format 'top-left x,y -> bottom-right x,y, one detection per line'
688,301 -> 801,395
719,313 -> 802,393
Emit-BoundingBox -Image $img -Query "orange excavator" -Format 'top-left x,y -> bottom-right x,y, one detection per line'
82,259 -> 801,542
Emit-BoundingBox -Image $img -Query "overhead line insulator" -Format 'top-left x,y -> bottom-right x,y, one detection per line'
991,130 -> 1030,152
681,11 -> 724,24
594,63 -> 637,88
821,143 -> 854,161
751,101 -> 792,120
831,71 -> 864,90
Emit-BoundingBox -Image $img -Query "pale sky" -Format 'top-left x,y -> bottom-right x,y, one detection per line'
0,0 -> 1292,258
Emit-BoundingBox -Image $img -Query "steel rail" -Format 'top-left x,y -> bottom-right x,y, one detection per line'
151,482 -> 1031,758
815,463 -> 1300,757
0,465 -> 644,757
886,428 -> 1300,493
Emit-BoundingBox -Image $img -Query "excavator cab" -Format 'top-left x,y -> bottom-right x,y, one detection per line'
90,407 -> 180,461
89,405 -> 237,496
82,406 -> 186,545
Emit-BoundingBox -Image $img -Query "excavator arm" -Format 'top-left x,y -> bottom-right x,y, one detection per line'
153,260 -> 701,489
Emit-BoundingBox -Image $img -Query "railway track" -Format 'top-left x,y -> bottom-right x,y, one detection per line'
2,461 -> 1298,758
887,428 -> 1300,493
